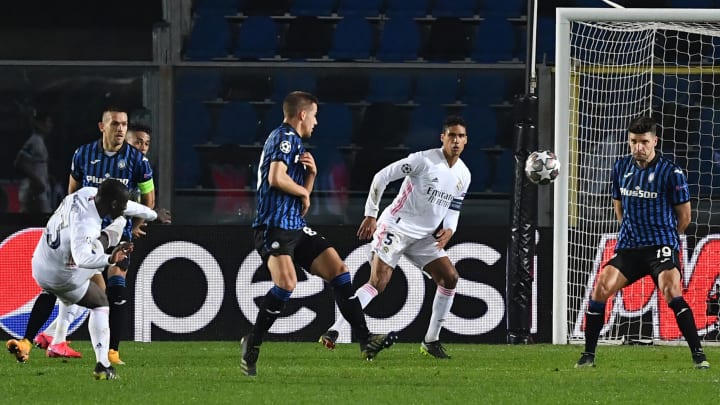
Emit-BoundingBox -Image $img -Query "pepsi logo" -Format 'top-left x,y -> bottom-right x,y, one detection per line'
0,228 -> 89,339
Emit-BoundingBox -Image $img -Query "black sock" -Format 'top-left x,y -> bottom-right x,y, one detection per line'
250,286 -> 291,347
331,273 -> 370,341
584,299 -> 606,354
668,296 -> 703,354
107,275 -> 127,351
24,292 -> 57,340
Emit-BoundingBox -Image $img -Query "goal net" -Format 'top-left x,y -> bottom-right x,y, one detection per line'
554,8 -> 720,345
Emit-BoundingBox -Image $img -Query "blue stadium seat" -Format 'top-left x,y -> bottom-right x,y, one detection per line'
413,74 -> 459,104
384,0 -> 431,17
536,16 -> 555,63
214,102 -> 259,144
185,13 -> 232,60
462,148 -> 489,192
234,16 -> 278,60
194,0 -> 240,14
489,149 -> 515,193
432,0 -> 479,18
461,73 -> 507,104
337,0 -> 383,17
367,74 -> 412,103
482,0 -> 525,17
314,103 -> 354,146
259,102 -> 285,138
376,17 -> 421,62
422,18 -> 476,61
291,0 -> 337,16
280,17 -> 334,59
175,101 -> 212,187
316,75 -> 369,102
472,17 -> 515,62
405,105 -> 446,151
329,15 -> 374,60
272,74 -> 317,101
463,104 -> 498,148
241,0 -> 293,15
175,70 -> 222,101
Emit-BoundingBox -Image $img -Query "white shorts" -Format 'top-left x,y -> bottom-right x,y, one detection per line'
31,256 -> 102,305
370,221 -> 447,270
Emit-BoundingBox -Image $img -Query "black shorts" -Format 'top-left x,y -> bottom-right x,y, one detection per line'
606,245 -> 681,286
253,226 -> 332,271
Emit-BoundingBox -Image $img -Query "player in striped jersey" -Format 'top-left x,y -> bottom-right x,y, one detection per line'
25,108 -> 155,364
241,92 -> 397,377
319,115 -> 472,359
576,116 -> 709,369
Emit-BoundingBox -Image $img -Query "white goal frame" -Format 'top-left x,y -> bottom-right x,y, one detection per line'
553,7 -> 720,344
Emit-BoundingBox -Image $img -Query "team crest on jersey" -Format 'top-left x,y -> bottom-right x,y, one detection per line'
280,140 -> 292,154
118,159 -> 126,170
401,163 -> 411,174
648,172 -> 654,183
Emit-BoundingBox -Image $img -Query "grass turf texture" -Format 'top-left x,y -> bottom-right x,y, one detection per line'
1,342 -> 717,404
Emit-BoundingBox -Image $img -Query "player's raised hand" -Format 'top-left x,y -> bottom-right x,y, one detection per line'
299,152 -> 317,176
434,228 -> 453,250
110,242 -> 133,264
357,216 -> 377,241
155,207 -> 172,224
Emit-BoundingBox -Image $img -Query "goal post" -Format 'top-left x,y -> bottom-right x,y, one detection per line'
553,8 -> 720,345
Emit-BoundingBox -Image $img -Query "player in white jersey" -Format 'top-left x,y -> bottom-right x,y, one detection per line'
319,116 -> 471,358
6,179 -> 158,379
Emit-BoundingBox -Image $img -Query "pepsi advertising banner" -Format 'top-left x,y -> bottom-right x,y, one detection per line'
1,225 -> 533,343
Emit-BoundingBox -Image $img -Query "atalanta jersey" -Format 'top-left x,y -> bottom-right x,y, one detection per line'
611,153 -> 690,250
252,123 -> 307,230
70,140 -> 154,236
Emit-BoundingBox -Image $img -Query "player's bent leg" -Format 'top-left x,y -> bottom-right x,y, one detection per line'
657,269 -> 710,369
420,257 -> 457,359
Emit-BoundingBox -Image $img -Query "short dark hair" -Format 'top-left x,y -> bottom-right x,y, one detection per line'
283,91 -> 319,119
98,178 -> 129,202
128,123 -> 152,136
627,116 -> 656,135
443,115 -> 467,132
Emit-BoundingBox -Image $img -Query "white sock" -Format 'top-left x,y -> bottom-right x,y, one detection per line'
44,304 -> 83,337
424,286 -> 455,343
329,283 -> 378,332
89,306 -> 110,367
50,302 -> 70,345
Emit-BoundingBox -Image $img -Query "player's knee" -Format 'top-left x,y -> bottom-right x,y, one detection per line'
592,282 -> 613,301
107,265 -> 127,278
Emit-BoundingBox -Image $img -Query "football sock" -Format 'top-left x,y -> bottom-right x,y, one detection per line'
88,306 -> 111,368
328,283 -> 378,332
24,291 -> 57,341
50,302 -> 70,345
44,304 -> 83,337
669,296 -> 703,354
107,275 -> 127,351
330,273 -> 370,341
424,285 -> 456,342
583,299 -> 606,354
250,285 -> 291,347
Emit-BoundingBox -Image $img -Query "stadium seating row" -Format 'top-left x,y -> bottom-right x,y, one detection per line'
174,99 -> 515,194
184,14 -> 551,62
193,0 -> 528,19
175,69 -> 524,106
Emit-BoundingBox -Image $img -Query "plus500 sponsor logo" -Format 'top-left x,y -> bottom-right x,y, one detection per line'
134,242 -> 505,342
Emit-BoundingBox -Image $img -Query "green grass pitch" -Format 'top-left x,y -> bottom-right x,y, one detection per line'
1,341 -> 717,404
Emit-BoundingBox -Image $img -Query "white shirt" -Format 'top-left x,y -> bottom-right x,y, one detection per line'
33,187 -> 157,270
365,148 -> 471,239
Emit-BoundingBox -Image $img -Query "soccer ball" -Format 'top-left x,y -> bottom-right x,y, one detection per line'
525,150 -> 561,185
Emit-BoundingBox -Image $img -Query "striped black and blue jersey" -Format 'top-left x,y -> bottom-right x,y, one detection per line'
252,123 -> 307,230
70,140 -> 154,238
611,153 -> 690,250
